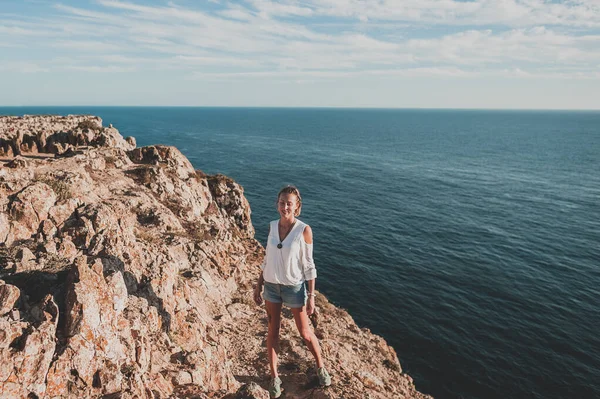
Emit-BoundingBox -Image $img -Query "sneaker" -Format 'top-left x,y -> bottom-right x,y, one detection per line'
317,367 -> 331,387
269,376 -> 282,398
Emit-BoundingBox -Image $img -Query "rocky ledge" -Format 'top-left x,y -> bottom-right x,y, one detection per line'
0,115 -> 432,399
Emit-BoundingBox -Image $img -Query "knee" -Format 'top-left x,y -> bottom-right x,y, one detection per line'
300,329 -> 313,343
268,322 -> 281,337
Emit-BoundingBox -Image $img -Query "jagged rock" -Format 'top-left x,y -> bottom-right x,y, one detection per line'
48,198 -> 80,227
57,237 -> 78,261
172,370 -> 193,385
356,370 -> 385,390
14,247 -> 41,273
0,115 -> 135,157
8,182 -> 56,232
3,221 -> 33,246
0,295 -> 58,399
5,156 -> 30,169
45,257 -> 131,397
0,283 -> 20,315
235,382 -> 269,399
207,174 -> 255,239
0,142 -> 14,157
0,214 -> 9,243
126,136 -> 136,147
16,247 -> 36,263
39,219 -> 57,240
42,241 -> 57,254
0,116 -> 432,399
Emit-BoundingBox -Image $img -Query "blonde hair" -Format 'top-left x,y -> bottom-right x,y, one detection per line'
277,185 -> 302,217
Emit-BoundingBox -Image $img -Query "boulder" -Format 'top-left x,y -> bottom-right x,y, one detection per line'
0,283 -> 20,315
235,382 -> 269,399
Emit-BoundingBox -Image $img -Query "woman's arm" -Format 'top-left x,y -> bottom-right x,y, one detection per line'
301,225 -> 317,280
254,225 -> 270,306
303,226 -> 317,315
306,278 -> 315,295
306,278 -> 316,314
253,273 -> 264,305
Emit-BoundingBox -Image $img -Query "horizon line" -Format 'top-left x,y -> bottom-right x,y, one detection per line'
1,105 -> 600,112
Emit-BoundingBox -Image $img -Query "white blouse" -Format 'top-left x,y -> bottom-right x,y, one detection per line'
261,219 -> 317,285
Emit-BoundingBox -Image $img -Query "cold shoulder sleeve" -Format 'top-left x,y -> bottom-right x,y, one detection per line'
301,227 -> 317,281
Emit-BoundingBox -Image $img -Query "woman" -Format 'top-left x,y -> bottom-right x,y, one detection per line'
253,185 -> 331,398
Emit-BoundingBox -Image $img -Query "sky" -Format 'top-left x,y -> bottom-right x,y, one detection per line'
1,0 -> 600,109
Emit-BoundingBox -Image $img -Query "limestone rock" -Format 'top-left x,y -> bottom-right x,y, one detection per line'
126,136 -> 136,148
14,247 -> 38,272
0,295 -> 58,399
16,247 -> 36,263
235,382 -> 270,399
0,283 -> 20,315
0,115 -> 135,157
45,257 -> 132,397
129,145 -> 193,175
5,156 -> 30,169
8,182 -> 56,232
0,213 -> 9,243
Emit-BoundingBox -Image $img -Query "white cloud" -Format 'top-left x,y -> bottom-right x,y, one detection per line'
0,62 -> 49,73
192,65 -> 600,81
1,0 -> 599,107
52,40 -> 126,52
245,0 -> 315,17
294,0 -> 600,27
4,1 -> 598,76
218,6 -> 255,21
0,25 -> 49,36
65,65 -> 137,73
405,27 -> 600,66
175,55 -> 262,67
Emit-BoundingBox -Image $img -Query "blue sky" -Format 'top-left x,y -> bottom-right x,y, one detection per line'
1,0 -> 600,109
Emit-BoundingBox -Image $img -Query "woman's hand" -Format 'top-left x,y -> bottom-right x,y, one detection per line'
253,285 -> 263,306
306,296 -> 315,315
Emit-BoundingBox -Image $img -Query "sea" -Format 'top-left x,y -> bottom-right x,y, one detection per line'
2,107 -> 599,399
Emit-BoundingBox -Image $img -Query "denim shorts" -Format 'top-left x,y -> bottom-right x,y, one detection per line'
263,282 -> 307,308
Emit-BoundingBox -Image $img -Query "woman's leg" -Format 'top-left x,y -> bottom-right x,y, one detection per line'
266,300 -> 283,377
291,307 -> 324,368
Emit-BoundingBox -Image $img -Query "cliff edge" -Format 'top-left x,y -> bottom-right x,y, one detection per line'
0,115 -> 432,399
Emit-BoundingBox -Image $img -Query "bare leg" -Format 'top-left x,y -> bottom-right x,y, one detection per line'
291,306 -> 324,369
266,300 -> 283,377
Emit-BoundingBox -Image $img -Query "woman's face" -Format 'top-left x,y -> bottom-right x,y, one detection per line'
277,193 -> 299,218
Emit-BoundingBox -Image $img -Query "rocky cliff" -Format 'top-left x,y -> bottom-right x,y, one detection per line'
0,115 -> 432,399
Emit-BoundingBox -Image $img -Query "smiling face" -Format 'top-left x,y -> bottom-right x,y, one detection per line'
277,192 -> 300,218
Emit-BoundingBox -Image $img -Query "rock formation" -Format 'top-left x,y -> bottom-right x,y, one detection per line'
0,115 -> 135,157
0,115 -> 432,399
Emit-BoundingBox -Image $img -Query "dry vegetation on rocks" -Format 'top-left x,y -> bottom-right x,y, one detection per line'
0,116 -> 432,399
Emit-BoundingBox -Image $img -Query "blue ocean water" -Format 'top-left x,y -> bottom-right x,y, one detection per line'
2,107 -> 599,399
